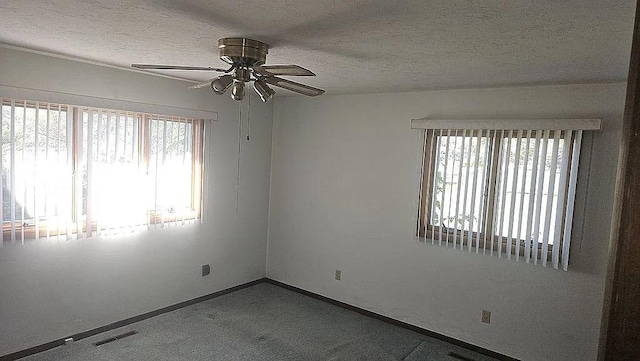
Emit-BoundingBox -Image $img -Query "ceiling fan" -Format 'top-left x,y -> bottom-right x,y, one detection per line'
132,37 -> 325,102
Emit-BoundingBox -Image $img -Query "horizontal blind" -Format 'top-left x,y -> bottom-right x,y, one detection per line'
0,98 -> 205,244
419,127 -> 587,270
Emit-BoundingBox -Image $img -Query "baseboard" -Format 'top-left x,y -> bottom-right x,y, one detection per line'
265,278 -> 519,361
0,278 -> 267,361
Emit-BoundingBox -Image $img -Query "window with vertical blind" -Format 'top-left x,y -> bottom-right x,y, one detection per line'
0,98 -> 205,244
412,118 -> 601,270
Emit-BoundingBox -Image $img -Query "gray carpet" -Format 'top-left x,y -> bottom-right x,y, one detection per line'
22,283 -> 501,361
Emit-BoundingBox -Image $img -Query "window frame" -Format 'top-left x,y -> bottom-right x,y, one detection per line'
134,113 -> 204,226
1,100 -> 205,240
417,129 -> 579,257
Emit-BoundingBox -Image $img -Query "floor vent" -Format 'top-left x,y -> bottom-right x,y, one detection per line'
447,352 -> 477,361
93,331 -> 138,346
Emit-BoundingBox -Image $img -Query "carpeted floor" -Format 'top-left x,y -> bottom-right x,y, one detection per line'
22,283 -> 501,361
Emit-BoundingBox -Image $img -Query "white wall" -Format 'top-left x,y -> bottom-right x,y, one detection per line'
267,84 -> 625,361
0,47 -> 273,356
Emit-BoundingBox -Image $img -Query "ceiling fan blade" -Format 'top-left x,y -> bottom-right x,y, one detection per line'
264,77 -> 325,97
254,65 -> 316,77
189,78 -> 218,89
131,64 -> 229,72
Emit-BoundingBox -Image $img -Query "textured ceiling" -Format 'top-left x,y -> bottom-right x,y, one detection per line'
0,0 -> 636,94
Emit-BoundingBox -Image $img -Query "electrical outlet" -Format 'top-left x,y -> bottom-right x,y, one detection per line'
335,270 -> 342,281
481,310 -> 491,324
202,264 -> 211,277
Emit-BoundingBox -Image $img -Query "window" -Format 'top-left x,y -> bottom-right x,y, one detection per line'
1,98 -> 205,244
414,119 -> 600,270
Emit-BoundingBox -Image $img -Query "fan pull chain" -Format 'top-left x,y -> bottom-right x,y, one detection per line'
246,95 -> 251,141
235,100 -> 242,219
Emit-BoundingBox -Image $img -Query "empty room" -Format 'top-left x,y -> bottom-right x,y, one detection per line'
1,1 -> 639,361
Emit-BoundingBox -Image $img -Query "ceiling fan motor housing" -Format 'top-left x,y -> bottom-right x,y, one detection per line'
218,38 -> 269,67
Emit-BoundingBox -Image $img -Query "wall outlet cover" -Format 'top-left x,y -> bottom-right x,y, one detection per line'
202,264 -> 211,277
482,310 -> 491,324
335,270 -> 342,281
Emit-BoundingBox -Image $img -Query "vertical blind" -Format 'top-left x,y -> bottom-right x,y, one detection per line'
0,98 -> 205,245
413,119 -> 600,270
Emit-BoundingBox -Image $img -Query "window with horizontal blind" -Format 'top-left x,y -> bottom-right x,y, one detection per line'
0,98 -> 205,244
412,118 -> 600,270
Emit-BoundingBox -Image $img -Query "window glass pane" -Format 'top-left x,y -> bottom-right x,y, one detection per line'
431,134 -> 489,234
2,102 -> 70,224
148,118 -> 194,215
39,106 -> 71,225
82,111 -> 147,227
495,133 -> 566,244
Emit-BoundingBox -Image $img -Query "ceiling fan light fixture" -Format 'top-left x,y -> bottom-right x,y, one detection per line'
132,37 -> 324,101
211,74 -> 234,95
231,80 -> 245,101
253,79 -> 276,102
